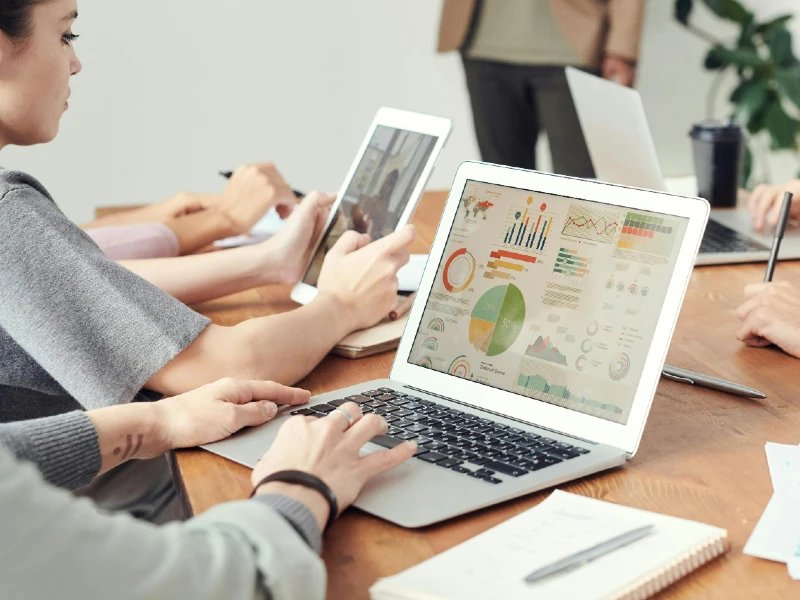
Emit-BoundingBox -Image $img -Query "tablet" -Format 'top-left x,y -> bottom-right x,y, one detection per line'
290,107 -> 451,305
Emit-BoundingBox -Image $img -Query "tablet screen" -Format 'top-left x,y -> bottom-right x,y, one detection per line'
302,125 -> 439,286
408,180 -> 689,425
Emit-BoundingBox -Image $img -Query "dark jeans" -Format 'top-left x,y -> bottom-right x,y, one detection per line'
462,58 -> 595,178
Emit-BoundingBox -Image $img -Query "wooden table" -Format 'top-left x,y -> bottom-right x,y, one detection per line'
169,191 -> 800,599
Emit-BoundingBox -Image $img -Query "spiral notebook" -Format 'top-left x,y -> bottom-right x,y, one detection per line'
370,490 -> 728,600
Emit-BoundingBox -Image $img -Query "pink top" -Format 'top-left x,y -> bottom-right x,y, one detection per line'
85,222 -> 180,260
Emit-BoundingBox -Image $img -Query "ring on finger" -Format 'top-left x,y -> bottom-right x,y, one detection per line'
330,407 -> 355,431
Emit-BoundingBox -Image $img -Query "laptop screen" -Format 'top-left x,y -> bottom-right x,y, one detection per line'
408,180 -> 689,425
302,125 -> 439,286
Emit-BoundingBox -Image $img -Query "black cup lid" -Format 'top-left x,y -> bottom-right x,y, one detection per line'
690,119 -> 743,142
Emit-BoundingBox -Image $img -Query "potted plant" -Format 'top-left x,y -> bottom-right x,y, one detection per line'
674,0 -> 800,185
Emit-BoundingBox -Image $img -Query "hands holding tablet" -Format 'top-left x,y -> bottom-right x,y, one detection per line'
317,225 -> 417,330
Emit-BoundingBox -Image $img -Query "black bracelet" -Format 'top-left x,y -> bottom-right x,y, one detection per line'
250,470 -> 338,531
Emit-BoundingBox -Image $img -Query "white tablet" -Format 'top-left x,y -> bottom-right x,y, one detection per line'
290,107 -> 451,305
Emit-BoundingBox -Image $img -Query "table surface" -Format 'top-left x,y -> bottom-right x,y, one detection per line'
164,191 -> 800,599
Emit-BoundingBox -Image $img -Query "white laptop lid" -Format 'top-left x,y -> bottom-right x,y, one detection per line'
391,162 -> 708,456
566,67 -> 666,192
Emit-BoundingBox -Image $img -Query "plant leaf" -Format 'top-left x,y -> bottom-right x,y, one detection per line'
706,45 -> 764,69
776,65 -> 800,111
733,79 -> 769,125
764,101 -> 800,150
767,28 -> 794,67
701,0 -> 751,24
704,46 -> 729,70
756,14 -> 793,36
675,0 -> 694,25
740,141 -> 753,188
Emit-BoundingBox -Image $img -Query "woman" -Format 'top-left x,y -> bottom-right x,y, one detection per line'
1,377 -> 416,599
0,0 -> 414,521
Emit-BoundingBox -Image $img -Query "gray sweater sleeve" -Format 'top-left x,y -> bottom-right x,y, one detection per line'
0,412 -> 101,490
0,445 -> 327,600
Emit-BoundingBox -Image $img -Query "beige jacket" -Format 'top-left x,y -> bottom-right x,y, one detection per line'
438,0 -> 645,69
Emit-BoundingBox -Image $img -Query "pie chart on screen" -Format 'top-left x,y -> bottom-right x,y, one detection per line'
442,248 -> 476,293
468,284 -> 525,357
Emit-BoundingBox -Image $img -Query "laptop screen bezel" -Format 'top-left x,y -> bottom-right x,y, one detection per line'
390,162 -> 709,456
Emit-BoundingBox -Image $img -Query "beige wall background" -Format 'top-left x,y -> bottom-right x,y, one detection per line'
2,0 -> 798,223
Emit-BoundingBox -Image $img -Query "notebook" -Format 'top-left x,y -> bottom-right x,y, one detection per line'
332,315 -> 408,359
370,490 -> 728,600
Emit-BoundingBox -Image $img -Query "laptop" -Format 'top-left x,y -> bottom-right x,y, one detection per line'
565,67 -> 800,266
203,161 -> 709,528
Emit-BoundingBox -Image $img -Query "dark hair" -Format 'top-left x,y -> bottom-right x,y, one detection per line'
0,0 -> 50,40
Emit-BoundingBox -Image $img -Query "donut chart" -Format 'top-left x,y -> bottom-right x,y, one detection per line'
442,248 -> 476,293
609,353 -> 630,381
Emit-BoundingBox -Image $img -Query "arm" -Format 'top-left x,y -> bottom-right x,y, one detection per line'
119,192 -> 336,305
0,379 -> 308,490
603,0 -> 645,87
146,227 -> 415,394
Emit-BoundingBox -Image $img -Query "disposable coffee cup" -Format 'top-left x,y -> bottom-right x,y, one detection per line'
690,120 -> 743,208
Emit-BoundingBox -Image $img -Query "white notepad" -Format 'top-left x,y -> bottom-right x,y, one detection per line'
370,491 -> 728,600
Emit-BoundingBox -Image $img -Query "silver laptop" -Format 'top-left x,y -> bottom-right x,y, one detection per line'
204,161 -> 708,528
566,67 -> 800,266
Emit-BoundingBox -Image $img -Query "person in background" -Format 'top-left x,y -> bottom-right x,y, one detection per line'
437,0 -> 645,177
747,178 -> 800,232
1,378 -> 415,600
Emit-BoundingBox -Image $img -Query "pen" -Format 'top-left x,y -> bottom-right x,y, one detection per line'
524,524 -> 654,583
764,191 -> 793,282
661,365 -> 766,399
219,170 -> 305,199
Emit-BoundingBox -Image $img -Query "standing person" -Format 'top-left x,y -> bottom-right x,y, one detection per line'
438,0 -> 646,176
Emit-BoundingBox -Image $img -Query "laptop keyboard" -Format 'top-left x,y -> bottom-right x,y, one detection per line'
291,387 -> 591,485
699,219 -> 769,254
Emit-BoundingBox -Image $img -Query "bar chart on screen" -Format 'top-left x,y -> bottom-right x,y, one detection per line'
501,197 -> 555,253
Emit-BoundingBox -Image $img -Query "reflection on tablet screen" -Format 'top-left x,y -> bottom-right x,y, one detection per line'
302,125 -> 438,286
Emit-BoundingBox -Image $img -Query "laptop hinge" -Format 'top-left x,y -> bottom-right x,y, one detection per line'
402,385 -> 598,446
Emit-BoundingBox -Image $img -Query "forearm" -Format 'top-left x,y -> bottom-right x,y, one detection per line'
607,0 -> 645,61
118,245 -> 279,304
86,402 -> 171,476
146,293 -> 357,394
162,210 -> 237,255
82,205 -> 151,229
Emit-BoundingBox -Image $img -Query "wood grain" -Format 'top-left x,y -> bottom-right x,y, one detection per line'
165,191 -> 800,599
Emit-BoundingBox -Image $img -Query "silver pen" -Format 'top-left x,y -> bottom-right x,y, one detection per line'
661,365 -> 766,399
524,524 -> 655,583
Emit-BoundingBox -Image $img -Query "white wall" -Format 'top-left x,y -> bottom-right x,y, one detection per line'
2,0 -> 798,223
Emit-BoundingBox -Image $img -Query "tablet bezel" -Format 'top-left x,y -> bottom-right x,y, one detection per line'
390,162 -> 709,457
290,107 -> 452,306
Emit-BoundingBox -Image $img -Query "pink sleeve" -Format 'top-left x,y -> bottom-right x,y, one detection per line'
85,222 -> 180,260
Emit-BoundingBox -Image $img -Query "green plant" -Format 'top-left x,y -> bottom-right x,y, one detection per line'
675,0 -> 800,185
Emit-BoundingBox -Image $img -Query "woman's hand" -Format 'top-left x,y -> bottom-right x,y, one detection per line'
257,191 -> 337,284
316,225 -> 416,331
736,281 -> 800,357
216,163 -> 298,235
748,180 -> 800,232
156,378 -> 310,450
252,402 -> 416,529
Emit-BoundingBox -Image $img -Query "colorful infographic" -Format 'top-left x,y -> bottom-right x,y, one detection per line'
408,181 -> 688,425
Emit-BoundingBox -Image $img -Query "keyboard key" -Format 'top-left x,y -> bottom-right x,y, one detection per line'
451,466 -> 471,474
555,442 -> 573,450
437,458 -> 463,468
393,409 -> 413,418
508,427 -> 524,434
422,440 -> 449,451
369,434 -> 404,449
396,431 -> 418,441
406,424 -> 429,434
417,451 -> 448,464
361,408 -> 373,414
483,476 -> 502,484
360,391 -> 381,397
475,468 -> 496,477
291,408 -> 317,416
394,420 -> 414,429
542,456 -> 562,467
404,403 -> 423,411
493,424 -> 509,430
378,387 -> 395,393
385,416 -> 399,424
413,446 -> 429,457
467,471 -> 484,479
516,437 -> 540,447
381,405 -> 401,413
312,404 -> 337,414
417,399 -> 436,406
377,394 -> 395,401
406,413 -> 428,422
393,392 -> 408,397
483,461 -> 528,477
328,399 -> 349,407
365,401 -> 386,408
387,427 -> 403,436
540,437 -> 556,444
468,456 -> 490,466
521,432 -> 541,440
574,447 -> 590,455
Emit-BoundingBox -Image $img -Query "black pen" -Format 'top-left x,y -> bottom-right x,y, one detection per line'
764,191 -> 793,282
219,171 -> 305,199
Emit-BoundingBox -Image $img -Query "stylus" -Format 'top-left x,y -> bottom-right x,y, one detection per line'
661,365 -> 766,399
219,171 -> 304,199
764,191 -> 793,282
